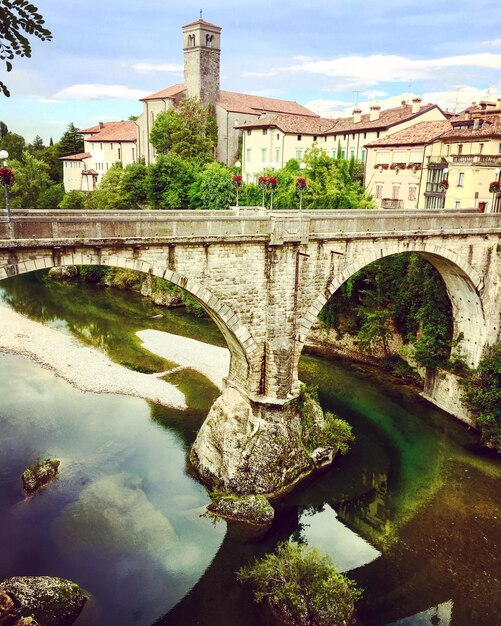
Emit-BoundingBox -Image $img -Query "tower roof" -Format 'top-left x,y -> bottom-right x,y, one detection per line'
182,19 -> 221,31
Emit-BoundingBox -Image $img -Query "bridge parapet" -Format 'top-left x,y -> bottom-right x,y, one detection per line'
1,209 -> 500,245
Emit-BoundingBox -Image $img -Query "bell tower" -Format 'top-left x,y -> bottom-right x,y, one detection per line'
182,18 -> 221,107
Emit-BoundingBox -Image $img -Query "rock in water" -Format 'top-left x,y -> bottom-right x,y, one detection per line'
207,494 -> 275,525
22,459 -> 60,496
0,577 -> 86,626
190,386 -> 330,497
0,589 -> 15,617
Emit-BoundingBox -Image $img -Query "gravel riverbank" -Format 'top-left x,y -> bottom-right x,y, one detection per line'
0,304 -> 187,409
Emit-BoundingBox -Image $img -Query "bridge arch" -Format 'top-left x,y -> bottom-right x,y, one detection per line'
0,251 -> 259,393
297,242 -> 488,375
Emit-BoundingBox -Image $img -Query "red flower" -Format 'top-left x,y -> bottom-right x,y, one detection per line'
232,174 -> 242,182
0,167 -> 14,186
296,177 -> 307,190
489,181 -> 500,193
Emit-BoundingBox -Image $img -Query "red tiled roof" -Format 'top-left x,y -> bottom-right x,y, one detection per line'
140,83 -> 186,102
328,104 -> 442,133
218,90 -> 318,117
85,121 -> 138,143
236,113 -> 335,134
365,120 -> 452,147
182,19 -> 221,30
59,152 -> 90,161
441,119 -> 501,141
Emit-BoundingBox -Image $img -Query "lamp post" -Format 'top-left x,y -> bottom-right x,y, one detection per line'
298,161 -> 307,211
0,150 -> 12,232
270,161 -> 276,210
493,167 -> 500,213
260,161 -> 267,207
234,161 -> 242,207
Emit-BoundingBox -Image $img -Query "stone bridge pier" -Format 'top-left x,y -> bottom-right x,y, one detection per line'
1,208 -> 500,498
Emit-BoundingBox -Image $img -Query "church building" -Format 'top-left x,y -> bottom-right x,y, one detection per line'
136,18 -> 319,165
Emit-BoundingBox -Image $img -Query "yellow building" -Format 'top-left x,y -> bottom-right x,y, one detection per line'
237,99 -> 448,181
364,120 -> 451,209
419,117 -> 501,212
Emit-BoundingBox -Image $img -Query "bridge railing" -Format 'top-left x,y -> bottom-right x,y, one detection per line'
0,208 -> 500,244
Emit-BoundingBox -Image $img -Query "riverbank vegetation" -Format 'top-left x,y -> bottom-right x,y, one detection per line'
237,541 -> 362,626
318,252 -> 454,373
461,341 -> 501,452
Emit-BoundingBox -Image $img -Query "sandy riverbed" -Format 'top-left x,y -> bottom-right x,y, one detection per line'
0,305 -> 194,409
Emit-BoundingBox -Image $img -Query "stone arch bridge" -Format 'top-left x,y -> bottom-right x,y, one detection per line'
1,208 -> 500,495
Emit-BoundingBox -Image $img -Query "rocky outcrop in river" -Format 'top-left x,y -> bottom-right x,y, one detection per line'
0,577 -> 86,626
21,459 -> 60,497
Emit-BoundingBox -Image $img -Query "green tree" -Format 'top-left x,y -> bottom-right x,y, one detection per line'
4,150 -> 50,209
58,190 -> 86,210
0,131 -> 26,161
146,153 -> 196,209
0,1 -> 52,97
57,123 -> 84,157
238,542 -> 361,626
36,182 -> 64,209
190,162 -> 233,210
29,134 -> 45,151
36,144 -> 63,183
0,121 -> 8,139
461,342 -> 501,451
85,164 -> 128,211
119,161 -> 148,208
150,98 -> 217,164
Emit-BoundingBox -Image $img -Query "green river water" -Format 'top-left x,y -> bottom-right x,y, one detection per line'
0,272 -> 499,626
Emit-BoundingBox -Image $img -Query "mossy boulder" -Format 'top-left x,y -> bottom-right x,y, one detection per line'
47,266 -> 79,281
0,577 -> 86,626
208,494 -> 274,525
22,459 -> 60,497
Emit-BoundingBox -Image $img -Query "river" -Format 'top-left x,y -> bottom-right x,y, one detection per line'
0,272 -> 499,626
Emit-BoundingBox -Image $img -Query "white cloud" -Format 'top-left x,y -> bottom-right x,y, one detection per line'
130,62 -> 183,73
481,39 -> 501,48
37,97 -> 64,104
305,84 -> 501,119
53,84 -> 150,100
244,52 -> 501,88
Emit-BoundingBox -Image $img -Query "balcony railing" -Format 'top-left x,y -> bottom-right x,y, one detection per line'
425,183 -> 446,193
381,199 -> 403,209
451,154 -> 501,165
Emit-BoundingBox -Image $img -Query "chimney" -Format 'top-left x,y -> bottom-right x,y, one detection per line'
473,118 -> 480,130
412,97 -> 422,114
369,105 -> 381,122
99,122 -> 104,129
353,108 -> 362,124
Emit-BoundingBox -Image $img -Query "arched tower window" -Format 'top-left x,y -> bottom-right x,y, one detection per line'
188,34 -> 196,47
206,34 -> 213,48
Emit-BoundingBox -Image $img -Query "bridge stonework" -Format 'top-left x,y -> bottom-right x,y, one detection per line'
1,208 -> 500,495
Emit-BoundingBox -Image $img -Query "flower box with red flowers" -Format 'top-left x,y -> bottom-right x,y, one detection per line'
232,174 -> 243,187
489,181 -> 501,193
296,177 -> 307,190
374,163 -> 389,170
0,167 -> 14,186
259,176 -> 277,189
438,179 -> 449,191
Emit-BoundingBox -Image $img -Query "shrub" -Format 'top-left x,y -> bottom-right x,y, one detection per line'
237,542 -> 362,626
461,341 -> 501,451
59,190 -> 86,210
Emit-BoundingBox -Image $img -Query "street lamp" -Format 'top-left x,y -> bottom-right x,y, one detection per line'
0,149 -> 12,222
493,167 -> 500,213
298,161 -> 307,211
234,160 -> 242,207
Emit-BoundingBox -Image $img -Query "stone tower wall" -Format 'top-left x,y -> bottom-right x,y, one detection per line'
183,21 -> 221,107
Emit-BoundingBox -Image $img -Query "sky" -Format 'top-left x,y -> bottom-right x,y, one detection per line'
1,0 -> 501,144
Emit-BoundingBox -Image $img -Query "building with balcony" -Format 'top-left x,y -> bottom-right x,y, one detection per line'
236,98 -> 448,181
364,120 -> 451,209
419,116 -> 501,211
